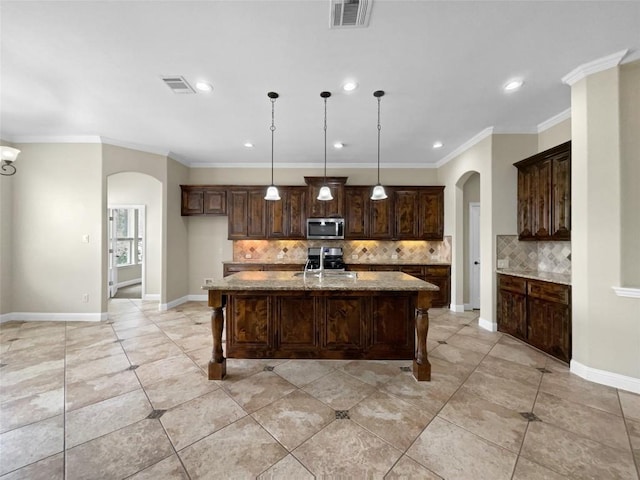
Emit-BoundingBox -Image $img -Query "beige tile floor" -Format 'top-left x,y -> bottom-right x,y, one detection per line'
1,299 -> 639,479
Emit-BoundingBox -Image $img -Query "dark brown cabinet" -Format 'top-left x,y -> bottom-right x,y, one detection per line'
344,187 -> 393,239
182,181 -> 444,241
497,274 -> 527,340
394,187 -> 445,240
343,263 -> 451,308
267,187 -> 307,239
515,141 -> 571,241
180,185 -> 227,215
305,176 -> 346,218
228,189 -> 267,239
497,273 -> 571,362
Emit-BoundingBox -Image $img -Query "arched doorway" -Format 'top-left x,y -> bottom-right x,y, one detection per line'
107,172 -> 162,304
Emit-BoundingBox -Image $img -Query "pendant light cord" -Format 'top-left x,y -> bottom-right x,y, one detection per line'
323,96 -> 328,182
271,96 -> 276,185
377,95 -> 381,184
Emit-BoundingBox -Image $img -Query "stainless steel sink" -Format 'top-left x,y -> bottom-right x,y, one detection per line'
292,271 -> 358,279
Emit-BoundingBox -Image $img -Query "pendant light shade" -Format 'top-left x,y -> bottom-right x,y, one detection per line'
318,91 -> 333,201
371,90 -> 387,200
264,91 -> 281,201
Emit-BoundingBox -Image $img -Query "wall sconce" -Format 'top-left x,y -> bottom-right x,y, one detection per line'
0,146 -> 20,176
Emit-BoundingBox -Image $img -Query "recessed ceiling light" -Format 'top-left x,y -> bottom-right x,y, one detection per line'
195,81 -> 213,92
342,81 -> 358,92
433,141 -> 443,149
333,142 -> 344,149
504,79 -> 524,92
244,142 -> 254,148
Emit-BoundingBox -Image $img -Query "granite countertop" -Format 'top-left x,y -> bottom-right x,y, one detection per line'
203,271 -> 440,292
223,260 -> 451,266
497,268 -> 572,286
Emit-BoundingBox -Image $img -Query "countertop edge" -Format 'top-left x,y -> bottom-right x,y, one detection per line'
496,269 -> 572,286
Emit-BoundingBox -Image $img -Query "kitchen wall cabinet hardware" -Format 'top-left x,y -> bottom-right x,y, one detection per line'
514,141 -> 571,241
267,187 -> 307,239
180,185 -> 227,215
304,176 -> 347,218
497,273 -> 571,362
227,189 -> 267,239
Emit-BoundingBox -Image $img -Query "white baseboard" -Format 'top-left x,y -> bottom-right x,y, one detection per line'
0,311 -> 108,323
117,278 -> 142,288
570,359 -> 640,395
188,294 -> 208,302
450,304 -> 465,313
478,317 -> 497,332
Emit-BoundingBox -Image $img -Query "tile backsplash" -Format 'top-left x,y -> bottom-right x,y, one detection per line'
233,237 -> 452,264
496,235 -> 571,274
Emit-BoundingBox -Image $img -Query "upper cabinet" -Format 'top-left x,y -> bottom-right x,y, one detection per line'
344,187 -> 394,239
266,186 -> 307,239
305,177 -> 346,218
394,187 -> 444,240
183,181 -> 444,241
180,185 -> 227,215
228,188 -> 267,239
515,141 -> 571,241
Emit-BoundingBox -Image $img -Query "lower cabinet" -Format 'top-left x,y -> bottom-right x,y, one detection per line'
497,273 -> 571,363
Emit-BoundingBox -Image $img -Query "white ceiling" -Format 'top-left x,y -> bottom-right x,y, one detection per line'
1,1 -> 639,168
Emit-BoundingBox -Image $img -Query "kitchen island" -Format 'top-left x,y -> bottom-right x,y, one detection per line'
202,270 -> 439,382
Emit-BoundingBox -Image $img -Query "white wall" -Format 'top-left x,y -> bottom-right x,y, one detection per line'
0,141 -> 15,315
164,157 -> 189,306
107,172 -> 162,297
9,143 -> 104,317
539,118 -> 571,152
570,62 -> 640,387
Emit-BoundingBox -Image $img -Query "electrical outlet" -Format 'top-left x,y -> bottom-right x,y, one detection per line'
351,254 -> 358,260
245,254 -> 252,259
81,294 -> 89,303
204,278 -> 214,286
391,254 -> 398,260
82,234 -> 90,243
497,259 -> 509,269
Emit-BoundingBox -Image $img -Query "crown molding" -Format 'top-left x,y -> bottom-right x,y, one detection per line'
5,135 -> 102,144
537,108 -> 572,133
188,162 -> 437,169
100,136 -> 170,157
561,49 -> 629,86
435,127 -> 494,168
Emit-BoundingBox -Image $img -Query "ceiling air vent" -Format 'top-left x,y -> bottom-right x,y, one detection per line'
330,0 -> 372,28
161,76 -> 195,94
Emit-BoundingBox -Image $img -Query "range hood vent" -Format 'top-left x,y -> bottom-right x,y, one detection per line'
161,76 -> 196,94
330,0 -> 372,28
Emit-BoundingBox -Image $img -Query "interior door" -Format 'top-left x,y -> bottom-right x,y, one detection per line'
108,208 -> 118,298
469,202 -> 480,309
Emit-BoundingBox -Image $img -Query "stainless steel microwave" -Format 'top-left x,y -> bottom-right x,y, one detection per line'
306,218 -> 345,240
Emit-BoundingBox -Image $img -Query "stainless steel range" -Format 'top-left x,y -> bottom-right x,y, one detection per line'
306,247 -> 345,271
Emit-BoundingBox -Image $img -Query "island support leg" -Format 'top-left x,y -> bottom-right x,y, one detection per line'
413,291 -> 431,381
207,291 -> 226,380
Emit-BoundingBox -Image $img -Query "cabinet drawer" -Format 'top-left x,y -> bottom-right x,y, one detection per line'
424,266 -> 450,277
498,274 -> 527,294
527,280 -> 570,305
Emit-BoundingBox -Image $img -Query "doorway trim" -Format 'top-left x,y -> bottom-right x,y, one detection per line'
468,202 -> 481,310
107,204 -> 146,300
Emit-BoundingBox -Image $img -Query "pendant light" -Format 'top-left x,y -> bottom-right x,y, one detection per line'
317,91 -> 333,201
264,91 -> 281,201
370,90 -> 388,200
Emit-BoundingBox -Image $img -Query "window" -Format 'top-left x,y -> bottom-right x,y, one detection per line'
114,208 -> 143,267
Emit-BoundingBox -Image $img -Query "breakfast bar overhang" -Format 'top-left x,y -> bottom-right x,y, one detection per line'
203,271 -> 439,382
